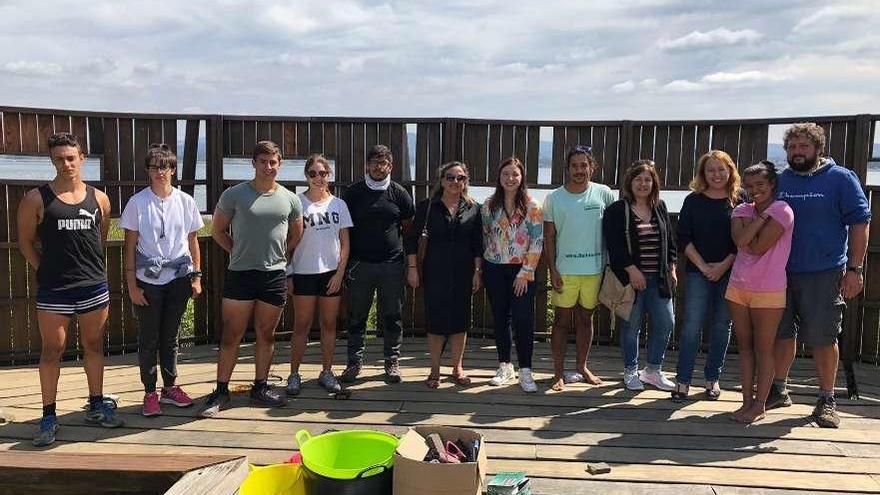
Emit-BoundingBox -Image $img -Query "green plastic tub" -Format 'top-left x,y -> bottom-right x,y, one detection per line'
295,430 -> 398,480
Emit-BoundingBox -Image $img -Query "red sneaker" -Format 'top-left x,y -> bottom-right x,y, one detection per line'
160,386 -> 194,407
142,392 -> 161,417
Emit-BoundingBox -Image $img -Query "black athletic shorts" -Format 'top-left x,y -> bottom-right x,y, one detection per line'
223,269 -> 287,307
290,270 -> 341,297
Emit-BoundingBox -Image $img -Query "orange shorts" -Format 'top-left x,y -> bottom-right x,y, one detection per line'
725,285 -> 786,309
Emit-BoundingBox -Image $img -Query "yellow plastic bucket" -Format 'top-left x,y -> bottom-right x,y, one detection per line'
239,463 -> 305,495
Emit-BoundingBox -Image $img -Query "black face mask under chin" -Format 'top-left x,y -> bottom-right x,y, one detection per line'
788,155 -> 818,172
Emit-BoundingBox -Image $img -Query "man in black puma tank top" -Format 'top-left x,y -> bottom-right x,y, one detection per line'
17,133 -> 122,447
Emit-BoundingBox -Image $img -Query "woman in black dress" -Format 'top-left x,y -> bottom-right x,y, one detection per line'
405,161 -> 483,388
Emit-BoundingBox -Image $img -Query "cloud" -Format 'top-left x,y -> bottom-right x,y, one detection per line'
793,5 -> 870,32
1,61 -> 63,77
611,80 -> 635,93
658,28 -> 762,51
663,79 -> 705,92
661,70 -> 789,92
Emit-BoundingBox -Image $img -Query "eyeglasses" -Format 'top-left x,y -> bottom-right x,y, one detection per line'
444,174 -> 468,183
368,160 -> 391,168
148,165 -> 174,172
307,170 -> 330,178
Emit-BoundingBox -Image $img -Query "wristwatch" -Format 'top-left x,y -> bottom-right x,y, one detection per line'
190,270 -> 203,280
847,265 -> 864,275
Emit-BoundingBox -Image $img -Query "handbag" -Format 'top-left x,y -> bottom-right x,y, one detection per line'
598,204 -> 636,321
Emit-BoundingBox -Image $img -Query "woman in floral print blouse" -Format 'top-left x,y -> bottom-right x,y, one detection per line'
481,157 -> 544,392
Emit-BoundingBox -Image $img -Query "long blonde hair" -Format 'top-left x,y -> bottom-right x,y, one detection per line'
690,150 -> 741,207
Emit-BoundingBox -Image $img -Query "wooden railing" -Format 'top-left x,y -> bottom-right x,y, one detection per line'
0,107 -> 877,365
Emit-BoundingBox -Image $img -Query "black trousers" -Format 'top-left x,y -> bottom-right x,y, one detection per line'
134,277 -> 191,392
483,262 -> 536,369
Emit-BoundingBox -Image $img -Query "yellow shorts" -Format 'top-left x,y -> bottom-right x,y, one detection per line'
725,285 -> 786,309
551,274 -> 602,309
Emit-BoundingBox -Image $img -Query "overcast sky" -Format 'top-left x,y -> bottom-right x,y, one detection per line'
1,0 -> 877,121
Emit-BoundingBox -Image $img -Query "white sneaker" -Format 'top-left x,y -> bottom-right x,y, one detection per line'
639,368 -> 676,391
624,369 -> 644,391
489,363 -> 516,386
519,368 -> 538,393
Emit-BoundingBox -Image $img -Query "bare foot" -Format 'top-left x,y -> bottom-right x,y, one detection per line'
737,405 -> 766,424
729,400 -> 753,422
579,368 -> 604,385
550,376 -> 565,391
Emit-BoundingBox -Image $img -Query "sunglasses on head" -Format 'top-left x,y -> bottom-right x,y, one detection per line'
444,173 -> 468,183
307,170 -> 330,178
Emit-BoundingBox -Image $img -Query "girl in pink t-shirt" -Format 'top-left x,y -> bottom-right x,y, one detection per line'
726,161 -> 794,424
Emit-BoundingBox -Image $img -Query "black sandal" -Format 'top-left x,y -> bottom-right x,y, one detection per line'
671,382 -> 689,402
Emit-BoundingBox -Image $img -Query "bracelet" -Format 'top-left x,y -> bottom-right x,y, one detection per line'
190,270 -> 203,279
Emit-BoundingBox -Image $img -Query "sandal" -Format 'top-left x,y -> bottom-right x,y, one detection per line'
425,374 -> 440,389
451,373 -> 472,386
671,382 -> 689,402
705,381 -> 721,400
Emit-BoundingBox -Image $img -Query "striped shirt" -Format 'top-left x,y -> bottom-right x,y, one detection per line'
634,212 -> 661,274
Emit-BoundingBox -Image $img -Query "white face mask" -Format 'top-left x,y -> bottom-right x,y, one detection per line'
365,173 -> 391,191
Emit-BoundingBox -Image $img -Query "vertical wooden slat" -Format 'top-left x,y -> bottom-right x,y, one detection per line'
118,118 -> 136,210
134,119 -> 150,182
243,121 -> 257,155
467,123 -> 488,183
181,120 -> 200,196
106,245 -> 125,351
352,123 -> 365,181
87,117 -> 104,156
389,123 -> 405,182
228,120 -> 244,157
711,124 -> 740,163
3,112 -> 21,153
162,119 -> 177,153
20,113 -> 38,153
8,184 -> 32,360
653,126 -> 669,184
71,117 -> 88,154
0,184 -> 11,359
256,121 -> 272,142
102,118 -> 121,214
310,122 -> 324,153
500,125 -> 515,159
564,125 -> 580,160
223,120 -> 231,156
53,115 -> 71,134
638,125 -> 655,160
589,126 -> 606,183
423,122 -> 441,201
323,122 -> 337,158
514,125 -> 528,164
525,126 -> 540,185
365,122 -> 378,152
281,121 -> 296,159
551,126 -> 566,184
603,126 -> 620,187
336,123 -> 353,185
147,119 -> 163,148
487,125 -> 502,184
295,122 -> 310,157
666,126 -> 683,188
270,121 -> 283,147
828,121 -> 848,165
37,114 -> 54,154
378,123 -> 391,149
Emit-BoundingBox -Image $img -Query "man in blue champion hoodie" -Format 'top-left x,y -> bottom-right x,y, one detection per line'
769,123 -> 870,428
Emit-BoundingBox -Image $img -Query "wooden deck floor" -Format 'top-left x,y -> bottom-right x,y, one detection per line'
1,338 -> 879,494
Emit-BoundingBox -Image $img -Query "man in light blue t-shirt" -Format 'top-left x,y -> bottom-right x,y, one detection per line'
543,145 -> 616,391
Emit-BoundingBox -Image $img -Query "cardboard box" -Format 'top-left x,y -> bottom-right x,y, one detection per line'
393,425 -> 488,495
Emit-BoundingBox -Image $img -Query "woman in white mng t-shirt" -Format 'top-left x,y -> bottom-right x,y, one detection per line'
285,154 -> 353,396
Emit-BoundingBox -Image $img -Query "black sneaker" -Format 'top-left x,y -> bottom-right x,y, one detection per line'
198,390 -> 231,418
812,396 -> 840,428
340,363 -> 362,384
250,385 -> 287,408
765,385 -> 793,410
384,360 -> 402,384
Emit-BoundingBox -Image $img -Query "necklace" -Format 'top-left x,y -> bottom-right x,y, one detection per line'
631,203 -> 652,223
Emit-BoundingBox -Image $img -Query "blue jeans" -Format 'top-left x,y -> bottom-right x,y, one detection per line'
619,276 -> 674,371
675,271 -> 732,384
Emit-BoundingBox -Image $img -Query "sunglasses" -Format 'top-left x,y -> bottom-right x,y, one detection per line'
307,170 -> 330,179
444,174 -> 468,183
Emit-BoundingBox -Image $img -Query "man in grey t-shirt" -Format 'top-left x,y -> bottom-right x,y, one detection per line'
199,140 -> 303,418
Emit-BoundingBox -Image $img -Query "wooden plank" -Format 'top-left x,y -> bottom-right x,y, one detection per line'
19,113 -> 38,154
525,125 -> 540,185
829,120 -> 848,165
514,125 -> 528,168
87,117 -> 103,156
468,123 -> 489,183
551,126 -> 566,184
687,125 -> 711,182
102,118 -> 121,214
240,120 -> 256,157
295,121 -> 309,158
280,121 -> 295,159
336,122 -> 353,185
37,114 -> 54,154
365,122 -> 378,155
105,245 -> 125,351
53,114 -> 71,134
322,122 -> 336,158
162,119 -> 177,153
133,119 -> 149,182
487,124 -> 502,184
256,121 -> 271,142
653,126 -> 669,184
227,120 -> 243,157
638,125 -> 655,160
309,121 -> 324,154
147,119 -> 163,149
2,112 -> 20,153
352,123 -> 365,181
270,121 -> 283,148
378,122 -> 391,151
665,125 -> 683,188
389,123 -> 404,182
181,120 -> 199,196
603,126 -> 621,187
712,124 -> 740,163
70,117 -> 87,154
